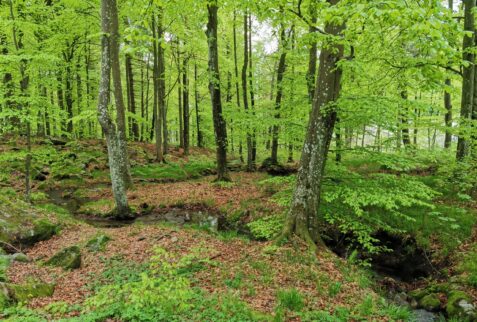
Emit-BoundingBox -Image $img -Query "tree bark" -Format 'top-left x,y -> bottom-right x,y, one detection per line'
271,25 -> 288,165
206,1 -> 230,181
241,12 -> 254,171
444,79 -> 453,148
152,14 -> 164,162
109,0 -> 133,188
400,90 -> 411,147
457,0 -> 475,160
183,54 -> 190,155
306,2 -> 318,103
97,0 -> 130,218
194,63 -> 203,147
125,53 -> 139,141
279,0 -> 344,247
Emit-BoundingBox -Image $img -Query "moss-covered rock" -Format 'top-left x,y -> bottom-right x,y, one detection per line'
446,290 -> 476,320
8,282 -> 55,302
409,288 -> 429,300
19,219 -> 58,246
0,282 -> 10,310
0,256 -> 11,282
46,245 -> 81,270
419,293 -> 441,311
86,234 -> 111,252
0,195 -> 58,249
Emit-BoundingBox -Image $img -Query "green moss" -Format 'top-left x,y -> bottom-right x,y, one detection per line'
0,256 -> 11,282
79,199 -> 114,217
419,293 -> 441,311
8,282 -> 55,302
446,290 -> 472,318
86,234 -> 111,252
45,245 -> 81,270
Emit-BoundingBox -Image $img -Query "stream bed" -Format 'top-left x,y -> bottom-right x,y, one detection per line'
45,187 -> 448,321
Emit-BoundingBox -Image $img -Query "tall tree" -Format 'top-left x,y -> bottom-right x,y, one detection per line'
183,54 -> 190,155
125,52 -> 139,140
456,0 -> 475,160
97,0 -> 130,218
241,11 -> 254,171
109,0 -> 133,188
279,0 -> 344,247
271,24 -> 289,165
206,0 -> 230,181
152,13 -> 164,162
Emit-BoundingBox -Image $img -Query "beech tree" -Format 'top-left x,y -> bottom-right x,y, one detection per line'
206,0 -> 229,182
279,0 -> 344,247
97,0 -> 130,218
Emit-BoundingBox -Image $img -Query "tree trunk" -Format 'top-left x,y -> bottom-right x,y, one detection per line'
109,0 -> 133,188
400,90 -> 411,147
457,0 -> 475,160
194,63 -> 203,147
65,64 -> 74,135
306,2 -> 318,103
206,1 -> 230,182
97,0 -> 130,218
279,0 -> 344,247
233,10 -> 243,162
241,12 -> 254,171
271,25 -> 288,165
444,78 -> 453,148
248,14 -> 257,167
125,53 -> 139,141
152,14 -> 164,162
183,55 -> 190,155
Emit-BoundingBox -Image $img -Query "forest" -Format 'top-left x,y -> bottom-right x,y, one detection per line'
0,0 -> 477,321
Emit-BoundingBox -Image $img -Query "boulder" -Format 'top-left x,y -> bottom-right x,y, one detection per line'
7,281 -> 55,302
86,234 -> 111,252
0,195 -> 58,250
46,246 -> 81,270
446,290 -> 477,320
419,293 -> 441,311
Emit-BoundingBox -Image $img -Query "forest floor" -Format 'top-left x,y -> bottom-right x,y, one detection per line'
0,137 -> 477,321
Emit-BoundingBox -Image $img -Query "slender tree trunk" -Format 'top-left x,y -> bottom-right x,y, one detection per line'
233,10 -> 243,163
57,72 -> 65,134
306,2 -> 318,103
76,60 -> 83,138
279,0 -> 344,247
271,25 -> 288,165
182,54 -> 190,155
401,90 -> 411,147
65,64 -> 74,135
206,1 -> 230,181
140,57 -> 145,141
97,0 -> 130,218
457,0 -> 475,160
126,53 -> 139,141
444,78 -> 453,148
248,14 -> 257,167
335,118 -> 342,163
241,12 -> 254,171
194,63 -> 203,147
152,14 -> 164,162
110,0 -> 133,188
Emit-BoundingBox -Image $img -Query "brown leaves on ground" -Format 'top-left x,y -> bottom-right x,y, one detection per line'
8,222 -> 374,319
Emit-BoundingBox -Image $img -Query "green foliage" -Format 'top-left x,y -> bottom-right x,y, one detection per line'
459,246 -> 477,288
247,215 -> 284,240
131,157 -> 214,181
78,248 -> 263,321
276,288 -> 304,312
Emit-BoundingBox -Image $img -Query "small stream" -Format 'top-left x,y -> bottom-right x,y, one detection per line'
325,229 -> 446,321
45,187 -> 225,231
45,187 -> 445,321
